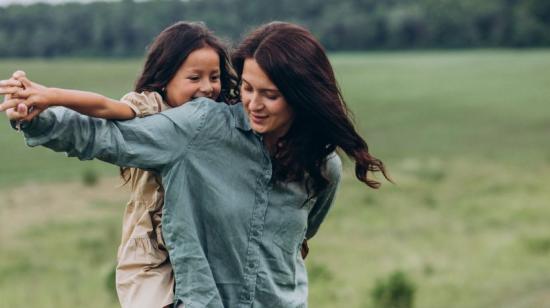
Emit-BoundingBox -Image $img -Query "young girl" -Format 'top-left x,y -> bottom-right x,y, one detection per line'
6,21 -> 238,308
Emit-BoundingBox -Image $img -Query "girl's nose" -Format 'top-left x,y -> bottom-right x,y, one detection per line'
200,80 -> 214,96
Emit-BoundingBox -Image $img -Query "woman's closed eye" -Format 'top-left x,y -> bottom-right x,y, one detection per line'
264,91 -> 280,100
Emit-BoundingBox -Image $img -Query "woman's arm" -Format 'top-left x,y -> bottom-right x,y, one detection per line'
306,153 -> 342,240
1,75 -> 136,120
9,99 -> 210,172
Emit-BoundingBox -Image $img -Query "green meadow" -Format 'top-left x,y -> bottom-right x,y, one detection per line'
1,50 -> 550,307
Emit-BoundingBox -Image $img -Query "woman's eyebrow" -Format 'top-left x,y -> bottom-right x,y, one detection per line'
241,78 -> 279,93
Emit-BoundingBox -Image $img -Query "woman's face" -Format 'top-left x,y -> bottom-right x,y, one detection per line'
165,46 -> 222,107
241,58 -> 294,142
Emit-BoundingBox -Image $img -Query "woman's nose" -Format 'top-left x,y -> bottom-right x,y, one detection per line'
248,94 -> 263,111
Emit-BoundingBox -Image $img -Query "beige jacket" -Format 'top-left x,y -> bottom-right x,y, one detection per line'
116,91 -> 174,308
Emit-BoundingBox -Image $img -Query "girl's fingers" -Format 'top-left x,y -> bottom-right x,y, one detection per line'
11,88 -> 31,99
18,77 -> 32,89
0,86 -> 23,95
23,106 -> 42,121
17,103 -> 28,115
5,107 -> 27,121
12,70 -> 26,79
0,98 -> 26,112
15,78 -> 34,97
0,79 -> 23,88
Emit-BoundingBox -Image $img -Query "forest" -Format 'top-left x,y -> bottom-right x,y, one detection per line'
1,0 -> 549,57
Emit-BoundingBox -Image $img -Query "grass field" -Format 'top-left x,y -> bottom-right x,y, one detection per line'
1,50 -> 550,307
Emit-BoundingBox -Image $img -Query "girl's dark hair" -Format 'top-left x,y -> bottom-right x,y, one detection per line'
232,22 -> 390,196
122,21 -> 239,183
135,21 -> 238,103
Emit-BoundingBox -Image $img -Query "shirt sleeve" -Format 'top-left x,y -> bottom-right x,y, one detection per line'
306,153 -> 342,240
119,91 -> 164,117
20,99 -> 209,173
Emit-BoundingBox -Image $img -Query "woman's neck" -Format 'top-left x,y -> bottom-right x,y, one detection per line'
263,134 -> 278,155
261,124 -> 292,155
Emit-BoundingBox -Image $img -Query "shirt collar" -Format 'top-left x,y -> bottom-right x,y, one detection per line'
231,102 -> 252,131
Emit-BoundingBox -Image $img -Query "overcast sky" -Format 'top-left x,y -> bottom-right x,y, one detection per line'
0,0 -> 117,6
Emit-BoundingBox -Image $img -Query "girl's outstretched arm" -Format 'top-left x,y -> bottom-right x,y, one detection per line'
0,74 -> 136,120
42,86 -> 136,120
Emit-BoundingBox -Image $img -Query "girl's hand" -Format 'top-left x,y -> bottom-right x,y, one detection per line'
0,71 -> 51,114
0,70 -> 26,98
1,71 -> 29,122
0,76 -> 24,97
5,103 -> 33,121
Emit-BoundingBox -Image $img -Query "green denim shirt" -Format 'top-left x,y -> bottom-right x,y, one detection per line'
20,98 -> 342,308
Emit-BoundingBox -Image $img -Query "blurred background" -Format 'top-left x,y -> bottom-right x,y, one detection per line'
1,0 -> 549,307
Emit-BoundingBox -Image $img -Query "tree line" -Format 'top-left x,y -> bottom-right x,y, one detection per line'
0,0 -> 549,57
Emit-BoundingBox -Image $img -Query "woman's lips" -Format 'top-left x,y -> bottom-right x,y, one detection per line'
250,114 -> 268,124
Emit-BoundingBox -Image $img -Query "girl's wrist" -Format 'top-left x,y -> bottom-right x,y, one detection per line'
45,87 -> 61,107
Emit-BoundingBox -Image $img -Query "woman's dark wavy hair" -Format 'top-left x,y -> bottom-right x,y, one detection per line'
232,22 -> 390,196
122,21 -> 239,183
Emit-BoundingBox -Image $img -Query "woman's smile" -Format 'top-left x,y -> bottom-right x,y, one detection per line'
250,113 -> 268,124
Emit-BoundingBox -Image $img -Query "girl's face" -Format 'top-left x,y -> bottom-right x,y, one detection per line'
241,58 -> 294,143
165,46 -> 222,107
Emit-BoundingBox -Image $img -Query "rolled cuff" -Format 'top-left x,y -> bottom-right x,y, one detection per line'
19,110 -> 56,147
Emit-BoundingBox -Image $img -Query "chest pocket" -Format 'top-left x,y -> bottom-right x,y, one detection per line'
270,182 -> 314,254
272,216 -> 307,254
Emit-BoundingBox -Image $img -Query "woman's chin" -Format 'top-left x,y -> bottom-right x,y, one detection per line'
251,126 -> 266,134
249,120 -> 267,133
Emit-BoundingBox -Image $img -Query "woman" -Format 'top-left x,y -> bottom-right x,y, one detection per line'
1,22 -> 389,307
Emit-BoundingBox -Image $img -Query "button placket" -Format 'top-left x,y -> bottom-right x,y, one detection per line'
239,135 -> 272,304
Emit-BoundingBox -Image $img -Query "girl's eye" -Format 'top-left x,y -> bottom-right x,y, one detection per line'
188,76 -> 200,81
211,75 -> 220,81
241,85 -> 252,92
